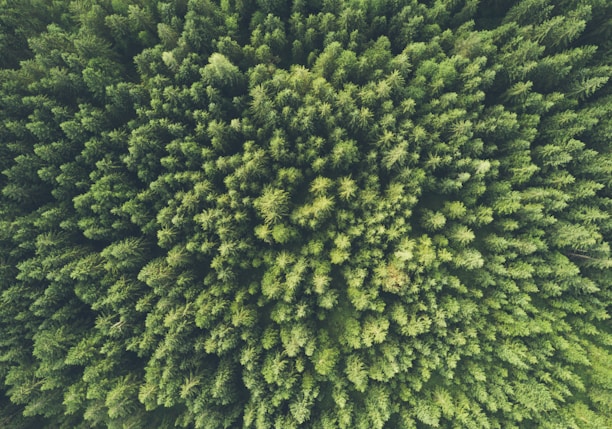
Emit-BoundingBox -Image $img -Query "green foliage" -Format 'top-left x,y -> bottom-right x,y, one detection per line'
0,0 -> 610,427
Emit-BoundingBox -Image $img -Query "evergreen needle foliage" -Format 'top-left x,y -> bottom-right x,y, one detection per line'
0,0 -> 610,428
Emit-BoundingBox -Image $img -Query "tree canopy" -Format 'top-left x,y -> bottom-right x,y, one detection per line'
0,0 -> 610,428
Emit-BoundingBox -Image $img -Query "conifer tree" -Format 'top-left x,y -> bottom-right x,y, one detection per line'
0,0 -> 609,427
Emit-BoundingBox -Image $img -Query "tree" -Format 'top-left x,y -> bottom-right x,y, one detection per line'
0,0 -> 610,427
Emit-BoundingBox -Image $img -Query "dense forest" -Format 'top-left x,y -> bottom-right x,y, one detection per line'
0,0 -> 610,427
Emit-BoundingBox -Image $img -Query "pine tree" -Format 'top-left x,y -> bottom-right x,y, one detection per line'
0,0 -> 610,427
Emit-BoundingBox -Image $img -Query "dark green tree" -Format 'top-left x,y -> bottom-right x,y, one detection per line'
0,0 -> 609,428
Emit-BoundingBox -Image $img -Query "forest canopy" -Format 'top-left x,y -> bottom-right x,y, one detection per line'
0,0 -> 610,428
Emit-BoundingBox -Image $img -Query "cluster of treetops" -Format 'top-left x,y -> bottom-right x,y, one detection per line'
0,0 -> 610,427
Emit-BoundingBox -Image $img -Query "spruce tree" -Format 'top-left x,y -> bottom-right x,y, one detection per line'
0,0 -> 609,428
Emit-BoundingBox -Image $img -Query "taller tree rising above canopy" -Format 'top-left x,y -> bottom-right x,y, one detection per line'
0,0 -> 610,427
